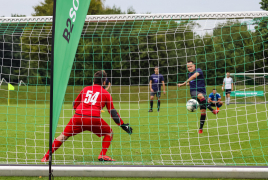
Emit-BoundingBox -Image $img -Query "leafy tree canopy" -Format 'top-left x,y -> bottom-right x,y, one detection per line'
260,0 -> 268,10
32,0 -> 136,16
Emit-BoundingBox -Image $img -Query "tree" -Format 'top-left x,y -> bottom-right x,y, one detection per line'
11,14 -> 26,17
32,0 -> 54,16
32,0 -> 135,16
260,0 -> 268,10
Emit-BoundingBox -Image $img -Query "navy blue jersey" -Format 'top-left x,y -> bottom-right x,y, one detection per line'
209,93 -> 221,101
150,74 -> 164,91
105,78 -> 110,85
188,68 -> 206,94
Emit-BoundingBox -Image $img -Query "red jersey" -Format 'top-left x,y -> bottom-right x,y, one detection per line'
73,84 -> 123,125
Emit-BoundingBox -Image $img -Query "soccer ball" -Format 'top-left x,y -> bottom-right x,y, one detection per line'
186,99 -> 199,112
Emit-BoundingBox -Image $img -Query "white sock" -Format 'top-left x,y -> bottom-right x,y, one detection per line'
228,97 -> 230,104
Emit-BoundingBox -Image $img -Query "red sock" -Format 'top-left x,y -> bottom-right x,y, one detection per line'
44,139 -> 62,159
99,135 -> 112,156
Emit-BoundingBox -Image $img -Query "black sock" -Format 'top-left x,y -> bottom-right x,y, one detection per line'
157,100 -> 160,110
200,113 -> 206,129
150,100 -> 153,109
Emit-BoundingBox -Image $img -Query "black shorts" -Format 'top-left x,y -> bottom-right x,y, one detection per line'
225,89 -> 232,95
150,90 -> 161,97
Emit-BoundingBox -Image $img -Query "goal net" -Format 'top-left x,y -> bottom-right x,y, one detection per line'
1,12 -> 268,167
231,73 -> 268,104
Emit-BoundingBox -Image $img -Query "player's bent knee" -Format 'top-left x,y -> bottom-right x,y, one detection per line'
107,131 -> 113,140
197,93 -> 204,99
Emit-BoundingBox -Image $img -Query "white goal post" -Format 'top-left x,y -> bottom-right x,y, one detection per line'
1,11 -> 268,178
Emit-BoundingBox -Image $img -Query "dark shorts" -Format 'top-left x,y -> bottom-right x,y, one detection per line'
190,91 -> 206,99
225,89 -> 232,95
150,90 -> 161,97
62,114 -> 112,137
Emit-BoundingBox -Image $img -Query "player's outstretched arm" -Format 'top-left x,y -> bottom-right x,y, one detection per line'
106,94 -> 133,135
110,109 -> 133,134
178,72 -> 199,87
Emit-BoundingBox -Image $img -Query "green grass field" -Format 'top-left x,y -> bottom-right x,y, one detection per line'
0,85 -> 268,166
1,84 -> 268,105
1,100 -> 268,166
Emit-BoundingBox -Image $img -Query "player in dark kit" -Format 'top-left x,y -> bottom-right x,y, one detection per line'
149,66 -> 166,112
41,71 -> 132,162
177,61 -> 219,134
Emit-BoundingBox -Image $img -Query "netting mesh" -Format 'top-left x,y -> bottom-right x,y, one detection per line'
0,13 -> 268,165
232,74 -> 268,104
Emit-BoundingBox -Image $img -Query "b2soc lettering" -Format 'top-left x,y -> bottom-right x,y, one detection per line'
63,0 -> 79,43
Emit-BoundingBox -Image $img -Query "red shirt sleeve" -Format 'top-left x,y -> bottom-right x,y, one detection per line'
73,90 -> 82,110
106,93 -> 124,126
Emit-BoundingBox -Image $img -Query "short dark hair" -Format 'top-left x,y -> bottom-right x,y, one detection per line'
213,89 -> 216,90
93,70 -> 107,85
154,66 -> 159,69
187,60 -> 194,64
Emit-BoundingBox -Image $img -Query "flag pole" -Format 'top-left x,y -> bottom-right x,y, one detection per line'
49,0 -> 56,179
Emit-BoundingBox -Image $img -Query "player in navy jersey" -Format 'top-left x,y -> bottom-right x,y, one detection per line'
177,61 -> 219,134
102,70 -> 111,91
149,66 -> 166,112
208,89 -> 223,111
41,71 -> 132,162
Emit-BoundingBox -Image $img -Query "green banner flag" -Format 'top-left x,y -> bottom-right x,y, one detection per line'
53,0 -> 91,139
223,91 -> 264,97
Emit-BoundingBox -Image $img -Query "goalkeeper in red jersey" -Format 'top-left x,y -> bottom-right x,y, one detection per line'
41,71 -> 133,162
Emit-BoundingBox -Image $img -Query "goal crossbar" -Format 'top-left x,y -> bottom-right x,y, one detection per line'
1,11 -> 268,23
0,165 -> 268,178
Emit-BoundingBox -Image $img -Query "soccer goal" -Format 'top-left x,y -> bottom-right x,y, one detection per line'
231,73 -> 268,104
1,12 -> 268,178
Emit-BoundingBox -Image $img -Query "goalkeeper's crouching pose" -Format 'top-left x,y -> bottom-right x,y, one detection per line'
208,89 -> 223,111
41,71 -> 133,162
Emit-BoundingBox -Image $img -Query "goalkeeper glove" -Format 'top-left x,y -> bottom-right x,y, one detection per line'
120,123 -> 133,135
